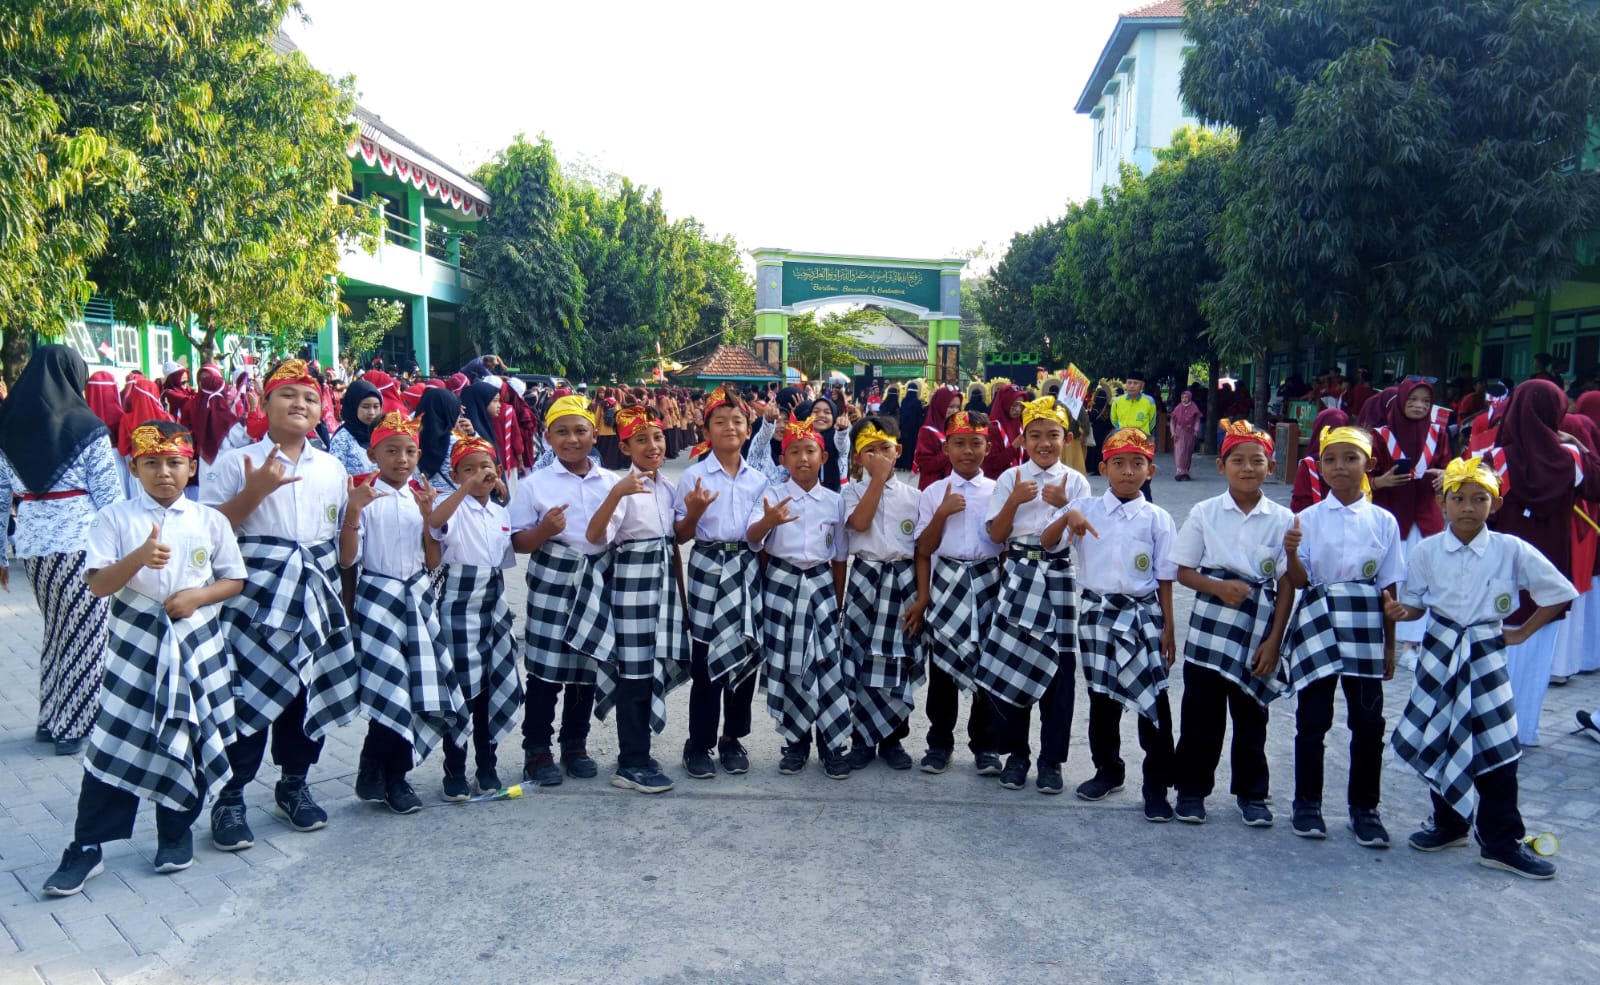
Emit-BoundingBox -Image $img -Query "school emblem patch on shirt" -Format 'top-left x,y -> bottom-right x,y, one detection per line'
1361,559 -> 1378,580
900,519 -> 915,536
1494,592 -> 1514,615
825,532 -> 834,551
325,503 -> 338,524
189,547 -> 209,569
1259,557 -> 1277,578
1134,552 -> 1151,572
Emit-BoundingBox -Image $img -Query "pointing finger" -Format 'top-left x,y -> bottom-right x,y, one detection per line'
1087,522 -> 1100,539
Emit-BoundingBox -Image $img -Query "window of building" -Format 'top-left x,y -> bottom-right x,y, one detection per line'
113,324 -> 141,367
149,328 -> 173,371
1125,75 -> 1135,135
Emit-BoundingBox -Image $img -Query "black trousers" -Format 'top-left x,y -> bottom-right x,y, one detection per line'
984,660 -> 1075,766
925,659 -> 995,753
443,690 -> 497,775
361,721 -> 414,778
73,771 -> 204,846
1174,662 -> 1269,800
1087,690 -> 1176,796
686,638 -> 757,753
1294,674 -> 1384,809
1430,762 -> 1525,854
521,676 -> 594,753
612,677 -> 654,769
221,687 -> 324,796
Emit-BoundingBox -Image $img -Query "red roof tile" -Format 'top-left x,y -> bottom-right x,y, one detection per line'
1123,0 -> 1184,17
673,344 -> 780,381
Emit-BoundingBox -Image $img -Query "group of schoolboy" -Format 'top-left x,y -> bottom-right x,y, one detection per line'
41,360 -> 1566,898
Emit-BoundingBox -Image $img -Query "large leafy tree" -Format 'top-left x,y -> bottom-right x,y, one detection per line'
976,218 -> 1068,364
1183,0 -> 1600,412
463,134 -> 587,373
91,3 -> 374,361
786,308 -> 883,381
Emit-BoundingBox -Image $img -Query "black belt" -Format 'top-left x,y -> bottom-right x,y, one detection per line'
694,540 -> 749,553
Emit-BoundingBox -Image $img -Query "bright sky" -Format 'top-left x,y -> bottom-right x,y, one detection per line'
286,0 -> 1134,272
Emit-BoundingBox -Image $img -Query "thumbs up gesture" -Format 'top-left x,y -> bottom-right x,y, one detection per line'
935,483 -> 966,518
1041,473 -> 1071,508
1283,515 -> 1302,553
136,522 -> 172,570
1381,588 -> 1411,623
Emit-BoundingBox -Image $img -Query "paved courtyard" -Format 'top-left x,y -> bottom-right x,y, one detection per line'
2,458 -> 1599,984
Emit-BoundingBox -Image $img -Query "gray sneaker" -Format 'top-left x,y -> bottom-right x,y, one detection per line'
1237,797 -> 1274,827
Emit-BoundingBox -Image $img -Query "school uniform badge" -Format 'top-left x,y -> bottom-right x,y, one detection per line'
1361,559 -> 1378,580
189,547 -> 209,569
900,519 -> 914,536
324,503 -> 338,523
1259,557 -> 1276,577
1494,592 -> 1513,615
1133,552 -> 1151,572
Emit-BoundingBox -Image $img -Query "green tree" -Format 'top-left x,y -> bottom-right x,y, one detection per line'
681,226 -> 755,361
1182,0 -> 1600,414
976,219 -> 1068,364
787,308 -> 883,381
340,298 -> 403,366
464,134 -> 587,374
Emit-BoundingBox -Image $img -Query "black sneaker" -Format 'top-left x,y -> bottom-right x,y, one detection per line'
822,752 -> 852,780
973,751 -> 1003,776
879,742 -> 914,771
1349,808 -> 1391,849
524,750 -> 562,786
778,744 -> 810,775
1479,841 -> 1556,880
42,844 -> 104,897
1237,797 -> 1274,827
210,796 -> 254,851
33,725 -> 52,744
717,739 -> 750,774
153,830 -> 194,874
919,748 -> 952,774
846,744 -> 876,770
1075,773 -> 1125,802
385,779 -> 423,815
274,778 -> 328,832
441,771 -> 471,803
682,745 -> 716,780
611,764 -> 675,794
1291,800 -> 1326,839
1035,762 -> 1064,795
1143,794 -> 1175,823
1576,710 -> 1600,746
561,748 -> 599,780
475,767 -> 502,793
54,736 -> 86,757
1174,795 -> 1207,824
1408,818 -> 1470,852
998,755 -> 1030,790
355,756 -> 386,803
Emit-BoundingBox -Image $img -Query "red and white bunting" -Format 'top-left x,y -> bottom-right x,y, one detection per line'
348,137 -> 489,220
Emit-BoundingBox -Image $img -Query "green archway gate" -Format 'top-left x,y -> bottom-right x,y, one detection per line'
750,248 -> 967,384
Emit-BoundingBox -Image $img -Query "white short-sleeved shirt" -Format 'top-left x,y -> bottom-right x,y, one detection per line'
985,459 -> 1092,549
747,478 -> 847,567
673,454 -> 770,544
347,480 -> 427,580
508,459 -> 619,556
200,436 -> 346,544
84,490 -> 246,602
1401,528 -> 1577,626
1073,489 -> 1178,595
429,495 -> 514,569
915,472 -> 1001,562
843,476 -> 919,561
1171,491 -> 1295,582
1295,494 -> 1405,588
607,470 -> 678,545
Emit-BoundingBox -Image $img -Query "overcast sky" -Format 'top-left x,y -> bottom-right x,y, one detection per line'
287,0 -> 1136,272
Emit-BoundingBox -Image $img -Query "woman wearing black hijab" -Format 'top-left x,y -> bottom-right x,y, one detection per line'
461,380 -> 503,462
0,346 -> 125,755
328,379 -> 382,476
415,387 -> 462,490
896,382 -> 923,470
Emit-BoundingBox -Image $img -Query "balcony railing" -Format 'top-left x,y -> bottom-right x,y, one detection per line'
338,193 -> 473,275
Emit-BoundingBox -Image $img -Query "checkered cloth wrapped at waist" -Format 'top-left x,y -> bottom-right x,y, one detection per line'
1280,580 -> 1386,692
685,541 -> 762,685
973,540 -> 1077,708
355,569 -> 466,764
924,556 -> 1001,691
436,564 -> 521,746
1182,566 -> 1286,708
523,540 -> 613,685
762,555 -> 851,750
844,557 -> 926,745
596,537 -> 690,734
1079,589 -> 1167,723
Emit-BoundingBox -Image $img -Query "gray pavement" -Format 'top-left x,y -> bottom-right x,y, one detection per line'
3,457 -> 1600,984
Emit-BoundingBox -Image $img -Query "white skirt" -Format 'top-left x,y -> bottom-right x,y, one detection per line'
1584,588 -> 1600,673
1505,619 -> 1562,747
1552,592 -> 1588,677
1394,528 -> 1430,646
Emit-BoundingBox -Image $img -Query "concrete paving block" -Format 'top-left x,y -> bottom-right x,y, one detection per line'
1,910 -> 66,949
77,872 -> 141,910
58,915 -> 123,952
0,835 -> 49,868
0,956 -> 48,984
36,943 -> 135,985
106,910 -> 178,956
172,872 -> 233,907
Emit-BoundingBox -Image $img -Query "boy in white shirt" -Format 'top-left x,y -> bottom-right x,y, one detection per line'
1385,457 -> 1573,879
841,417 -> 923,772
747,415 -> 851,779
978,397 -> 1094,795
584,406 -> 689,794
1071,428 -> 1180,820
44,423 -> 245,896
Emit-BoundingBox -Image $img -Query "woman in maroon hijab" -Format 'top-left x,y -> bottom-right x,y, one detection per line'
981,384 -> 1027,479
1289,408 -> 1349,513
1489,379 -> 1600,745
1369,379 -> 1448,654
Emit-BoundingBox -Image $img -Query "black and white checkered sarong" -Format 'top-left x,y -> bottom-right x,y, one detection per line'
354,570 -> 467,763
225,536 -> 359,740
1079,589 -> 1167,724
1281,581 -> 1385,693
596,538 -> 690,733
685,543 -> 762,685
437,564 -> 521,746
924,556 -> 1001,691
1391,613 -> 1520,819
762,556 -> 851,751
84,591 -> 234,812
973,543 -> 1077,708
523,541 -> 612,685
844,558 -> 924,744
1183,566 -> 1286,708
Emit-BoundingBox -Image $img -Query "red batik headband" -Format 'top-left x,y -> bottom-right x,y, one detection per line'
616,405 -> 661,442
263,359 -> 319,397
1101,427 -> 1155,460
1219,418 -> 1273,460
944,412 -> 984,439
781,413 -> 824,453
371,411 -> 422,447
450,431 -> 496,469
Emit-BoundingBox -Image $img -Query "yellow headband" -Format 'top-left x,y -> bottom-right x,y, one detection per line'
1441,456 -> 1500,496
853,422 -> 896,456
129,425 -> 194,460
1021,396 -> 1070,432
544,394 -> 594,427
1319,426 -> 1372,458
